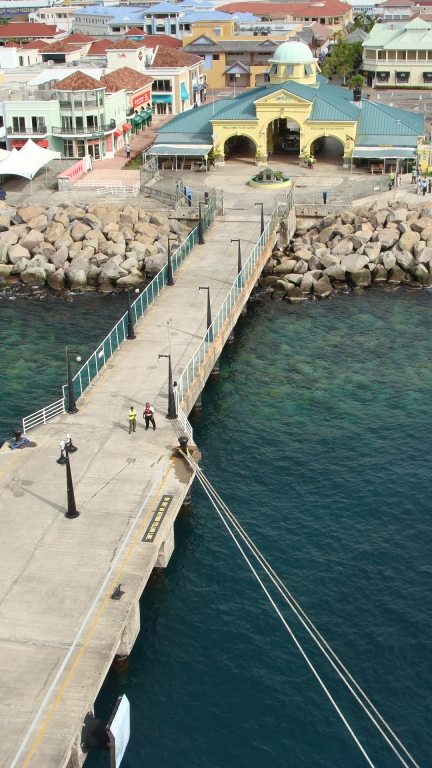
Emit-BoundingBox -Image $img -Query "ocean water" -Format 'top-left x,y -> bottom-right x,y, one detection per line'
2,288 -> 432,767
0,291 -> 126,442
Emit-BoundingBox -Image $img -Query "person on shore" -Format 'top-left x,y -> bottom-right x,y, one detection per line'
423,179 -> 428,195
396,171 -> 401,187
322,189 -> 328,205
126,144 -> 131,159
429,178 -> 432,194
388,171 -> 395,190
128,406 -> 137,434
144,402 -> 156,431
411,164 -> 417,184
417,176 -> 423,194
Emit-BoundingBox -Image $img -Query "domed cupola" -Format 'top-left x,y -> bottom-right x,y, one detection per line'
268,41 -> 318,85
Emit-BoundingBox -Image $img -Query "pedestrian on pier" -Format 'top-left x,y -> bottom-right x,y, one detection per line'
128,406 -> 137,433
144,402 -> 156,431
411,164 -> 417,184
126,144 -> 131,159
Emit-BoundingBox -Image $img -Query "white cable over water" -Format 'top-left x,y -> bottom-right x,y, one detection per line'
184,452 -> 420,768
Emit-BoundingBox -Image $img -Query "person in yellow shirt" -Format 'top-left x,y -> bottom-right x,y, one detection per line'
128,406 -> 137,434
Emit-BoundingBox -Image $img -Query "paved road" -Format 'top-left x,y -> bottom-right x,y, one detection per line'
0,191 -> 271,768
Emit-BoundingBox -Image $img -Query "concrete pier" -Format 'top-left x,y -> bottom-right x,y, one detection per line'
0,193 -> 288,768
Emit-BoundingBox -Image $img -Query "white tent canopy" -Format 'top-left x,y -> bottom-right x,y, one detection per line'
0,140 -> 61,180
0,148 -> 10,162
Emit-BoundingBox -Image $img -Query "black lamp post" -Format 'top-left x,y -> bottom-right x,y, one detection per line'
127,288 -> 135,340
158,353 -> 177,419
167,236 -> 177,287
66,346 -> 78,414
199,285 -> 212,341
56,435 -> 80,519
231,238 -> 242,275
255,202 -> 264,236
198,202 -> 205,245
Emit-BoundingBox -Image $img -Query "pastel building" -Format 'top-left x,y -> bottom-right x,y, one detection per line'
361,17 -> 432,86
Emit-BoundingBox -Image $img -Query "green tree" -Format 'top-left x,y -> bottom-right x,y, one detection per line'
347,74 -> 365,89
0,17 -> 9,25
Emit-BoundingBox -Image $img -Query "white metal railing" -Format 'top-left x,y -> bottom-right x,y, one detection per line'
21,200 -> 218,433
22,399 -> 65,433
97,184 -> 140,197
175,192 -> 292,432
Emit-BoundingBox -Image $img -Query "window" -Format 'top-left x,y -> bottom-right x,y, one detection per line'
76,139 -> 85,157
63,138 -> 74,156
269,64 -> 277,74
378,50 -> 386,60
19,56 -> 23,66
418,50 -> 426,59
0,116 -> 4,128
12,117 -> 25,133
62,116 -> 73,131
397,50 -> 406,60
320,17 -> 325,23
388,50 -> 396,59
428,50 -> 432,59
212,53 -> 220,60
31,116 -> 45,132
214,26 -> 222,36
152,79 -> 172,91
112,26 -> 120,31
304,63 -> 313,75
364,49 -> 376,58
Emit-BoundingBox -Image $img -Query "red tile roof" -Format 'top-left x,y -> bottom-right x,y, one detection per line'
219,1 -> 351,16
101,66 -> 153,93
142,33 -> 182,49
87,38 -> 112,56
39,40 -> 83,53
0,22 -> 58,38
62,32 -> 96,42
53,70 -> 103,91
21,38 -> 48,49
106,38 -> 145,50
4,41 -> 19,47
123,26 -> 145,36
151,45 -> 202,68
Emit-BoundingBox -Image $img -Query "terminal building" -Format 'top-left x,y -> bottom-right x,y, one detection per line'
150,40 -> 424,170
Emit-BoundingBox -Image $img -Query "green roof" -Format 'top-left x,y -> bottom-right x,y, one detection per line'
357,99 -> 423,136
364,18 -> 432,49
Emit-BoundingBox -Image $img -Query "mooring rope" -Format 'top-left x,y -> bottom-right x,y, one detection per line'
183,451 -> 420,768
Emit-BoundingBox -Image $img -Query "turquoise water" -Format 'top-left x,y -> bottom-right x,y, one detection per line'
0,292 -> 126,442
85,288 -> 432,768
2,289 -> 432,766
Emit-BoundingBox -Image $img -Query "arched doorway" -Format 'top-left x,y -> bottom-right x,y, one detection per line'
310,136 -> 345,164
266,118 -> 300,157
224,135 -> 256,164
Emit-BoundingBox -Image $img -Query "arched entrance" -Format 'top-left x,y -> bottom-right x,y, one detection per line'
309,136 -> 345,164
224,134 -> 257,164
266,118 -> 300,157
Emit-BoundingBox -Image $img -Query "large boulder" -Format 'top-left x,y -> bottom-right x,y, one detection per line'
411,216 -> 432,233
8,243 -> 31,263
69,242 -> 83,260
293,259 -> 308,274
396,250 -> 414,271
99,258 -> 128,281
350,268 -> 371,286
314,275 -> 333,297
340,209 -> 355,224
121,255 -> 139,272
19,229 -> 44,252
273,260 -> 296,273
116,274 -> 142,287
387,266 -> 405,284
82,213 -> 102,230
54,233 -> 73,250
65,206 -> 86,220
413,263 -> 429,280
382,252 -> 396,270
71,222 -> 91,241
387,208 -> 408,223
69,269 -> 87,289
415,246 -> 432,264
318,225 -> 337,244
372,265 -> 388,282
106,242 -> 126,258
87,264 -> 101,285
399,230 -> 420,252
378,229 -> 400,250
324,264 -> 346,281
27,214 -> 47,232
0,263 -> 13,277
45,222 -> 65,244
67,256 -> 91,277
351,231 -> 373,249
20,265 -> 46,284
17,206 -> 46,223
320,253 -> 340,268
332,239 -> 353,257
47,268 -> 65,290
341,253 -> 369,272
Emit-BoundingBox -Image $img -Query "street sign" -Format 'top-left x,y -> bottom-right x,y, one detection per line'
107,695 -> 130,768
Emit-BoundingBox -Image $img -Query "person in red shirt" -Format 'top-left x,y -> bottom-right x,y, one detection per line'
143,402 -> 156,431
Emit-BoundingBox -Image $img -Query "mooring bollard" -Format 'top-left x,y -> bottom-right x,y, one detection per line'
178,435 -> 189,456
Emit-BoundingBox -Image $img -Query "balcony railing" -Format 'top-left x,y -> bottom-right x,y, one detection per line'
364,58 -> 432,65
52,123 -> 115,135
58,99 -> 101,109
126,106 -> 135,117
7,125 -> 47,135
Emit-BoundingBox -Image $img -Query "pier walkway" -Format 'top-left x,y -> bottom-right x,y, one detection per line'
0,191 -> 282,768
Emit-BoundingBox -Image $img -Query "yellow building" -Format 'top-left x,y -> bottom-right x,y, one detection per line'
151,40 -> 424,170
182,18 -> 302,89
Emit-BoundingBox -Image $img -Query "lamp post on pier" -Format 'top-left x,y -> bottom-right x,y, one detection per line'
255,201 -> 264,236
231,238 -> 242,275
56,434 -> 80,519
64,315 -> 81,415
126,288 -> 136,340
158,353 -> 177,419
199,286 -> 212,341
198,202 -> 205,245
167,236 -> 178,287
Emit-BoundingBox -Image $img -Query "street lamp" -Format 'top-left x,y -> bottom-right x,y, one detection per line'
255,202 -> 264,236
158,353 -> 177,419
231,238 -> 242,275
199,286 -> 212,342
64,315 -> 81,415
167,236 -> 178,287
126,288 -> 135,341
233,72 -> 240,99
56,434 -> 80,519
198,202 -> 205,245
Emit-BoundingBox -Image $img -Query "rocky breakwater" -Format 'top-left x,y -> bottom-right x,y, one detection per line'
0,202 -> 188,293
261,200 -> 432,302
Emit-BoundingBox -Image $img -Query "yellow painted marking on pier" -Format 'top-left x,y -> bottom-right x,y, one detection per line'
22,457 -> 176,768
79,238 -> 210,412
0,450 -> 21,481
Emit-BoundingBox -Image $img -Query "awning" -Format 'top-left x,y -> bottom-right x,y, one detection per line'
424,71 -> 432,81
352,147 -> 417,159
193,83 -> 204,91
152,94 -> 172,103
180,82 -> 189,100
148,144 -> 212,156
35,139 -> 48,148
113,128 -> 122,137
130,114 -> 142,124
122,123 -> 132,132
11,140 -> 26,148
